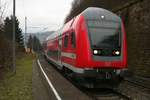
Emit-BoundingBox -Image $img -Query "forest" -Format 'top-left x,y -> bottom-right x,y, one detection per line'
0,3 -> 24,70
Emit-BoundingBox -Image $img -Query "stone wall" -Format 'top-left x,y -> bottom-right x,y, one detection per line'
115,0 -> 150,77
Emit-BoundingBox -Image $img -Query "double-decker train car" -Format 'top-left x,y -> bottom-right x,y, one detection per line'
44,7 -> 127,87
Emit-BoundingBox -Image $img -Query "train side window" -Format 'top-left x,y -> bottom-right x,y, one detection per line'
71,32 -> 76,48
64,35 -> 68,48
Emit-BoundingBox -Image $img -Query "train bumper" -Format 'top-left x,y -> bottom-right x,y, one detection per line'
74,68 -> 128,79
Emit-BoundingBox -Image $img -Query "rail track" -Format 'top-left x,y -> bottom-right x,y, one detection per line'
116,77 -> 150,100
58,70 -> 132,100
83,88 -> 131,100
70,76 -> 150,100
124,76 -> 150,90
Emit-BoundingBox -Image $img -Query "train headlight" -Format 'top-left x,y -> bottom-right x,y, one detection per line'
115,50 -> 120,55
101,15 -> 105,19
93,50 -> 98,54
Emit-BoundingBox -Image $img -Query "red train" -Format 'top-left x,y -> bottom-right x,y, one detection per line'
44,7 -> 127,87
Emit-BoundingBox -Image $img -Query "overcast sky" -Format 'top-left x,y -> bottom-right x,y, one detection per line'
2,0 -> 73,33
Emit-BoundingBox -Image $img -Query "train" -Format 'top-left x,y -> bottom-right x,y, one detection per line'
44,7 -> 127,88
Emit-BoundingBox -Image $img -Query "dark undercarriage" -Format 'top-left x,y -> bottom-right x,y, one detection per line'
63,67 -> 124,88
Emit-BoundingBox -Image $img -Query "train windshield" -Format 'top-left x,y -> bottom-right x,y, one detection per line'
87,19 -> 121,49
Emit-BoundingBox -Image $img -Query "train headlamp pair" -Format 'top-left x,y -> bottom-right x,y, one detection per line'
93,49 -> 120,55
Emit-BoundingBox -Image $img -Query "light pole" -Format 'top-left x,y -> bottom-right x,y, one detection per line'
24,16 -> 28,52
12,0 -> 16,74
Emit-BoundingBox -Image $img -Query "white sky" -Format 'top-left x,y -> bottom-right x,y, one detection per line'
1,0 -> 73,33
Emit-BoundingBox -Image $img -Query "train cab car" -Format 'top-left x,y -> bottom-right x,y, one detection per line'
44,7 -> 127,87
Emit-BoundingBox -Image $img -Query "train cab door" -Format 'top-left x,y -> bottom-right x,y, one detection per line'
70,30 -> 76,65
57,36 -> 63,70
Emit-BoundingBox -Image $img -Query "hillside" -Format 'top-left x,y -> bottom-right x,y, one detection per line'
25,31 -> 54,44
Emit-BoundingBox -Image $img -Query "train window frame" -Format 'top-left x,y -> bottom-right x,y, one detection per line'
71,32 -> 76,48
86,19 -> 122,49
64,34 -> 69,48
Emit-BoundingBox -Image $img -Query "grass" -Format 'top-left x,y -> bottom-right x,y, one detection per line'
0,54 -> 34,100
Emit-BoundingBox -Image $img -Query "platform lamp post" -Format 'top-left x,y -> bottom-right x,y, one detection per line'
12,0 -> 16,74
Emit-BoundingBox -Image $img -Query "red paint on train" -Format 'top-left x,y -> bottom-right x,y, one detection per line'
44,7 -> 128,82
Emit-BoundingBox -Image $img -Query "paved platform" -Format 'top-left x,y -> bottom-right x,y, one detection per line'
32,60 -> 57,100
32,56 -> 91,100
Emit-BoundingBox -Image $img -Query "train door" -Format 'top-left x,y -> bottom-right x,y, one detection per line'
57,35 -> 63,69
70,31 -> 76,65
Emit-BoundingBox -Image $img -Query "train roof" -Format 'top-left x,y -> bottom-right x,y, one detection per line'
46,7 -> 121,41
46,27 -> 63,41
81,7 -> 121,22
46,32 -> 55,41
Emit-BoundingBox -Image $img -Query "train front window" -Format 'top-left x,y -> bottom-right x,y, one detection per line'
87,19 -> 122,56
